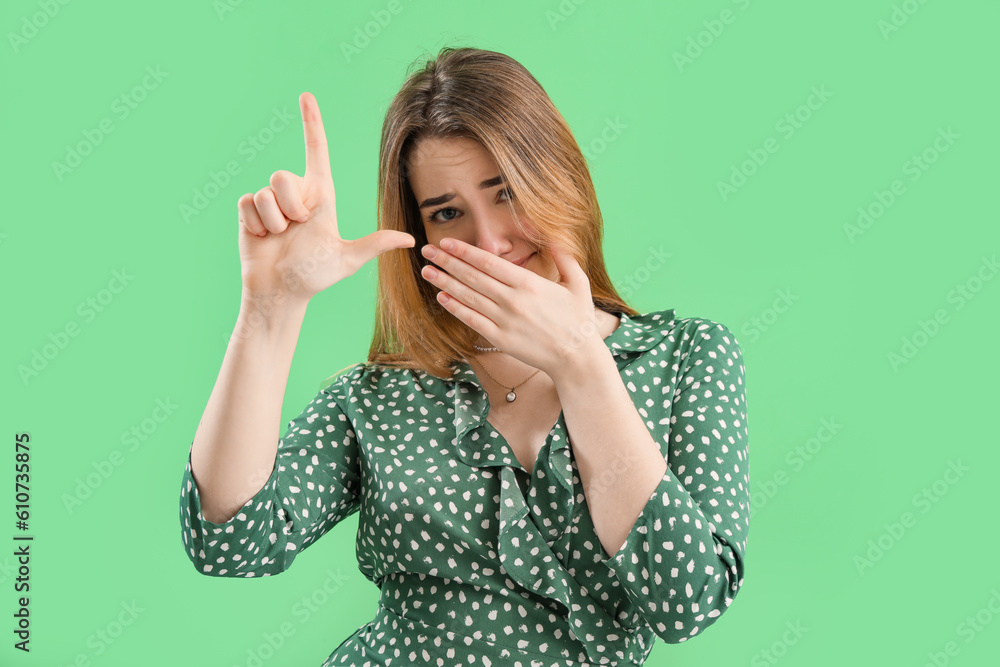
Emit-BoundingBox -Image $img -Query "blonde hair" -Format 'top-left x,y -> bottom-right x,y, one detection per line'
363,46 -> 638,381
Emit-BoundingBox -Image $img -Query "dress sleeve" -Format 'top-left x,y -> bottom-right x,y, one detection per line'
599,321 -> 750,643
178,363 -> 364,578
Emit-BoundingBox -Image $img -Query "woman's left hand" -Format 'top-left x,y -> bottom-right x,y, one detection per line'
419,237 -> 600,377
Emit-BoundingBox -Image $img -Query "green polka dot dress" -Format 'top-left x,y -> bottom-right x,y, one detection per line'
178,308 -> 750,666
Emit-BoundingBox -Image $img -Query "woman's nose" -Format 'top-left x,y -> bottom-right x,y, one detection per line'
469,222 -> 513,254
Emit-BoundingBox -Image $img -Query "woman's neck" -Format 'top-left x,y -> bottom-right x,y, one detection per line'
465,308 -> 621,386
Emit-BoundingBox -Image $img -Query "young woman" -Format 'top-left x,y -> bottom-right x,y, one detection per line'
179,46 -> 751,667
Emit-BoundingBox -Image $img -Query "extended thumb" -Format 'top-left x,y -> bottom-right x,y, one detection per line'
362,230 -> 416,258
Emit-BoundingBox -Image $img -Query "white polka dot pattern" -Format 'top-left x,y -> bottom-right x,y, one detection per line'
179,371 -> 362,577
178,308 -> 750,666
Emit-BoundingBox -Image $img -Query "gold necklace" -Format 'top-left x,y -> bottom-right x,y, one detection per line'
467,307 -> 601,402
468,348 -> 541,403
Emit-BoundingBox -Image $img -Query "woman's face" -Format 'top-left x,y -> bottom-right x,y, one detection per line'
407,136 -> 556,283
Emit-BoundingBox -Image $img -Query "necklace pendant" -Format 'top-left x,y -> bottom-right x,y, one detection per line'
505,390 -> 517,402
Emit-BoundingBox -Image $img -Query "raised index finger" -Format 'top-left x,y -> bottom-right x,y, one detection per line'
299,92 -> 331,179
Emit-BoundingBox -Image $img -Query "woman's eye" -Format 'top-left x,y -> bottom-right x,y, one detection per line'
428,189 -> 513,224
429,207 -> 458,224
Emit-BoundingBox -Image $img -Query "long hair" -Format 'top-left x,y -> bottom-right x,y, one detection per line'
360,46 -> 638,381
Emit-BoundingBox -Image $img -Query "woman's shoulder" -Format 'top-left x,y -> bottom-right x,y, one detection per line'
630,308 -> 738,339
621,308 -> 743,361
318,362 -> 367,393
625,306 -> 725,326
317,361 -> 430,399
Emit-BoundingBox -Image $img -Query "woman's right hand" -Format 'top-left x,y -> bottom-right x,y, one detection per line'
236,92 -> 415,304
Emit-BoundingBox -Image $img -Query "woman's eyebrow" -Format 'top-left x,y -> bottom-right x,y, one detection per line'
418,175 -> 505,209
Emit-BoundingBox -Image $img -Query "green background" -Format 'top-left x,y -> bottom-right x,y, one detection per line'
2,0 -> 997,665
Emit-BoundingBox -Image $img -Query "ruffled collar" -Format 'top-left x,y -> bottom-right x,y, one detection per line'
439,308 -> 676,664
